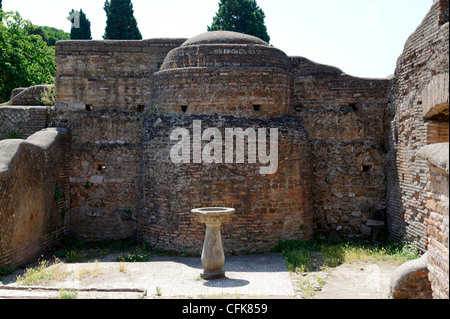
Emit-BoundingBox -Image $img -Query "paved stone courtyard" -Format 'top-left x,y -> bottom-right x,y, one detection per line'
0,253 -> 397,299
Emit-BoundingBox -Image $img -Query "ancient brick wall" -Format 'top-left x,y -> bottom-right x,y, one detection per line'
139,115 -> 314,254
153,67 -> 293,118
425,163 -> 449,299
390,252 -> 433,299
53,32 -> 393,249
55,39 -> 186,111
417,143 -> 449,299
153,36 -> 293,119
387,1 -> 449,252
7,85 -> 53,106
0,128 -> 71,267
140,33 -> 314,253
0,106 -> 50,140
54,39 -> 185,241
291,57 -> 391,237
439,0 -> 449,25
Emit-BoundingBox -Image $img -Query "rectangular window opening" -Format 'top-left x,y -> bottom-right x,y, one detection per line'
95,163 -> 107,171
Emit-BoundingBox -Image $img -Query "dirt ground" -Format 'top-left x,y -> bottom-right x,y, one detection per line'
290,261 -> 398,299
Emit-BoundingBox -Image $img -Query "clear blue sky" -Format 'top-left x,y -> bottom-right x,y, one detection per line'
2,0 -> 434,78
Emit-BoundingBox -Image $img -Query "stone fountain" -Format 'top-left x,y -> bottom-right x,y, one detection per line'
191,207 -> 235,279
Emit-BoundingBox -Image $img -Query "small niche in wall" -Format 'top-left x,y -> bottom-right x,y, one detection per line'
253,104 -> 261,112
85,104 -> 93,111
361,165 -> 372,172
181,105 -> 188,113
348,103 -> 358,112
95,162 -> 107,172
137,104 -> 145,112
295,104 -> 303,112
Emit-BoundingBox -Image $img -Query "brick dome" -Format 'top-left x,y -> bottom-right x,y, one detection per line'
154,31 -> 293,117
181,31 -> 269,46
159,31 -> 291,72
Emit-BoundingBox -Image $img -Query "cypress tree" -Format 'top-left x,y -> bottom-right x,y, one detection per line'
103,0 -> 142,40
69,9 -> 92,40
208,0 -> 270,43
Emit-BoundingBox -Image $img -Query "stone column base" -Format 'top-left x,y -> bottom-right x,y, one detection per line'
201,269 -> 226,280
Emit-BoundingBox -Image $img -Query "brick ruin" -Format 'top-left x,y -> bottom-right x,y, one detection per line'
0,1 -> 448,298
52,30 -> 391,253
386,1 -> 449,298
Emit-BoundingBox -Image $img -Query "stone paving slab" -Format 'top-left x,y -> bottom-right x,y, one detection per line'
0,254 -> 296,299
143,254 -> 296,298
0,286 -> 146,299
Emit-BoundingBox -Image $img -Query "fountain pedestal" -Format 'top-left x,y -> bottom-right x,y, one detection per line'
191,207 -> 235,280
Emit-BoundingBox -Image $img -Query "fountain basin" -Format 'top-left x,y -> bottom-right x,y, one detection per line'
192,207 -> 235,279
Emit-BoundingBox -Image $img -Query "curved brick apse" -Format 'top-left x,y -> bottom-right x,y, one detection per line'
139,115 -> 314,253
138,32 -> 313,252
140,32 -> 313,253
53,30 -> 390,252
154,31 -> 293,119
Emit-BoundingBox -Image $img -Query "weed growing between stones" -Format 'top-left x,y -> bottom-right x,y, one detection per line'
273,238 -> 420,272
58,289 -> 78,299
50,236 -> 150,263
116,243 -> 151,262
2,131 -> 21,139
15,259 -> 69,286
0,265 -> 17,281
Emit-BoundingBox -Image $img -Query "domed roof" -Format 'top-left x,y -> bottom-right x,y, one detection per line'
181,31 -> 269,47
158,31 -> 290,72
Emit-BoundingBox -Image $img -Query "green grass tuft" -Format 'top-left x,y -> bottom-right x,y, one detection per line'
273,238 -> 420,272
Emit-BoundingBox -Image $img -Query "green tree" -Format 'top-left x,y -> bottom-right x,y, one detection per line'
25,24 -> 47,43
69,9 -> 91,40
0,11 -> 55,102
103,0 -> 142,40
41,26 -> 70,46
24,25 -> 69,46
208,0 -> 270,43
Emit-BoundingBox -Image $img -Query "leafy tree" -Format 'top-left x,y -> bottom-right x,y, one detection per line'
103,0 -> 142,40
208,0 -> 270,43
24,25 -> 69,46
0,11 -> 55,102
25,24 -> 48,43
41,26 -> 70,46
69,9 -> 91,40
